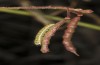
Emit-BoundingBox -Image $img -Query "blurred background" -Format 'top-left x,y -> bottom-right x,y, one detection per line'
0,0 -> 100,65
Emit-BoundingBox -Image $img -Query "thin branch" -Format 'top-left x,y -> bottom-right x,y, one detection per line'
0,8 -> 99,31
0,6 -> 93,14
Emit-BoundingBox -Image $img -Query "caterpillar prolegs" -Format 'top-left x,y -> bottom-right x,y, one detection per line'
34,24 -> 54,45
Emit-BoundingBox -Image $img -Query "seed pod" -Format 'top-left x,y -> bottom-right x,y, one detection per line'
41,17 -> 69,53
63,16 -> 80,56
34,24 -> 54,45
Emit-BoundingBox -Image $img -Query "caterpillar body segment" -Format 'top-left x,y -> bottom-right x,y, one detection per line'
34,24 -> 55,45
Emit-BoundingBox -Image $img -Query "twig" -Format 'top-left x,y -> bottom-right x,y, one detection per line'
0,6 -> 93,14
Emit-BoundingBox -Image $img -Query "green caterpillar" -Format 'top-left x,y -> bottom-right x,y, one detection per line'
34,24 -> 55,45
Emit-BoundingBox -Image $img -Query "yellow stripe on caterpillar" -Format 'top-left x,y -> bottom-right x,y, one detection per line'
34,24 -> 55,45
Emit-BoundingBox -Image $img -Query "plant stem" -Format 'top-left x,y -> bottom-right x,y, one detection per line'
0,6 -> 93,14
0,8 -> 100,31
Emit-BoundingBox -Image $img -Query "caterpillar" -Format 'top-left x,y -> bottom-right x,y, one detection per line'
63,16 -> 80,56
34,24 -> 55,46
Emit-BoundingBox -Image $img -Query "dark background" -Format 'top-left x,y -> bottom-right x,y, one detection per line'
0,0 -> 100,65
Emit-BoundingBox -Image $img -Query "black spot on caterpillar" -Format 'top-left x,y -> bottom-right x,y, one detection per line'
34,24 -> 54,45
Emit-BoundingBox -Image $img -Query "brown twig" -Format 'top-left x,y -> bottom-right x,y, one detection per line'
0,6 -> 93,14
